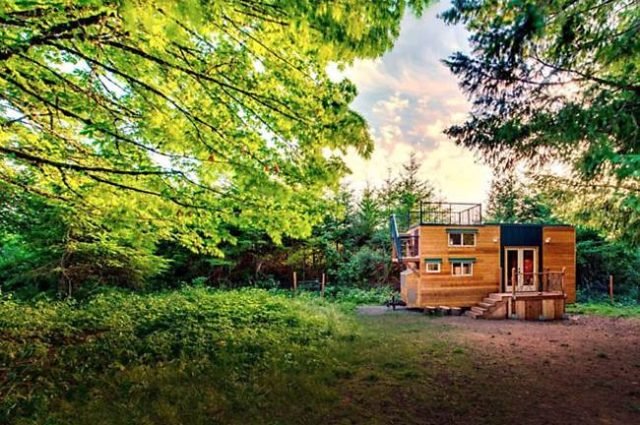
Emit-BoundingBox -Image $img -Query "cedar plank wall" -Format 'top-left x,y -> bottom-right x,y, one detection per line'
542,226 -> 576,303
417,225 -> 501,307
400,269 -> 420,306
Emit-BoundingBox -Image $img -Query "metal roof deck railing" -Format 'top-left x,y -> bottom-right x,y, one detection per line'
390,214 -> 420,262
400,202 -> 483,230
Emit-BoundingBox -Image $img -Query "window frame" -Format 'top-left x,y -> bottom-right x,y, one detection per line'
450,261 -> 474,277
447,231 -> 477,247
425,261 -> 441,273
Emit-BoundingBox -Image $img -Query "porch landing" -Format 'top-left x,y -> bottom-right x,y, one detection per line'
469,291 -> 566,320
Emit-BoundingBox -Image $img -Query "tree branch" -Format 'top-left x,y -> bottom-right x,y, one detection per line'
0,146 -> 175,176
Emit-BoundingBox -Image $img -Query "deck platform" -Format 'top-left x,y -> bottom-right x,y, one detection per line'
500,291 -> 566,320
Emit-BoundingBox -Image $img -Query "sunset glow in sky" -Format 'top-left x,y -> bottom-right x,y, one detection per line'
333,2 -> 493,203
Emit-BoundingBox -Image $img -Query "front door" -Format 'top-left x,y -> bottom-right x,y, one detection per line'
504,247 -> 538,292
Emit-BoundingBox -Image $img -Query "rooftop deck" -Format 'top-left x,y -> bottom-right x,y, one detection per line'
390,202 -> 483,262
400,202 -> 483,230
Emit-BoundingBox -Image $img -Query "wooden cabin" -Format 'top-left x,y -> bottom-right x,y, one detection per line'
391,202 -> 576,320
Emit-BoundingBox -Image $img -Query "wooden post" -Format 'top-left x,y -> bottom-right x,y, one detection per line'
560,267 -> 566,296
321,273 -> 326,297
511,267 -> 517,319
293,271 -> 297,293
609,275 -> 614,303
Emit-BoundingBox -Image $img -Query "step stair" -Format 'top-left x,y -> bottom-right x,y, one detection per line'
470,293 -> 509,320
471,306 -> 486,315
466,310 -> 483,319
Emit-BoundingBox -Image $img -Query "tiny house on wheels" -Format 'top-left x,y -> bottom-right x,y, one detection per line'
390,202 -> 576,320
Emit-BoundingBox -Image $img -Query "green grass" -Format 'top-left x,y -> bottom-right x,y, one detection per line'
1,288 -> 511,424
323,314 -> 511,425
567,301 -> 640,317
266,285 -> 395,312
0,288 -> 351,424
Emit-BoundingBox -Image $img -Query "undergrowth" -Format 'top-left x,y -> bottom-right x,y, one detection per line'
567,301 -> 640,317
568,291 -> 640,317
0,287 -> 355,424
269,285 -> 394,311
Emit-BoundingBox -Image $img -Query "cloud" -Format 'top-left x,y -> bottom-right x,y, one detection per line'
372,93 -> 409,118
336,1 -> 492,203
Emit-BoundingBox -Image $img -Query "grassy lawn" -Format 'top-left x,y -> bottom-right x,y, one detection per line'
567,301 -> 640,317
45,314 -> 510,425
324,314 -> 510,425
4,290 -> 640,424
1,290 -> 512,424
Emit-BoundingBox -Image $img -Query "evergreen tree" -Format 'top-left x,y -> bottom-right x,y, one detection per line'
486,171 -> 555,224
486,172 -> 520,223
442,0 -> 639,241
353,186 -> 381,244
392,152 -> 437,228
398,152 -> 436,209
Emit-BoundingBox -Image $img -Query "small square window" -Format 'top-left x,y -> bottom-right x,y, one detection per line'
426,262 -> 441,273
463,233 -> 475,246
449,232 -> 476,246
451,261 -> 473,276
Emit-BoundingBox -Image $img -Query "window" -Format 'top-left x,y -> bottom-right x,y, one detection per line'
425,258 -> 442,273
426,262 -> 441,273
448,231 -> 476,247
451,261 -> 473,276
449,259 -> 475,276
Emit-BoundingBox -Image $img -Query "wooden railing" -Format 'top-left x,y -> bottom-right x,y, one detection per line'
510,267 -> 566,294
508,267 -> 568,319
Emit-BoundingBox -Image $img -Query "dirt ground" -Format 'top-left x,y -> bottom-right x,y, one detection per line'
354,307 -> 640,424
439,314 -> 640,425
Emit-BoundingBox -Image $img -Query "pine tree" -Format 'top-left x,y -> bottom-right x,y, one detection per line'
398,152 -> 436,205
486,171 -> 556,224
354,186 -> 381,243
486,171 -> 521,223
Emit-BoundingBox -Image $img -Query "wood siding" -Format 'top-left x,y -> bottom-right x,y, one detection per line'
542,227 -> 577,303
400,269 -> 420,306
399,224 -> 577,309
416,225 -> 501,307
511,295 -> 565,320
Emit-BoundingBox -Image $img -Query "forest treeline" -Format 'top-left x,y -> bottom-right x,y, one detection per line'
1,0 -> 639,301
2,153 -> 638,300
0,154 -> 434,296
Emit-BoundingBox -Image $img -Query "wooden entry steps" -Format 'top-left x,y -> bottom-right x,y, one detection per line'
468,292 -> 566,320
467,293 -> 510,319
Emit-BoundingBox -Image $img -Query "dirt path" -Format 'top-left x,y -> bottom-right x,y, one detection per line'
439,315 -> 640,425
351,308 -> 640,424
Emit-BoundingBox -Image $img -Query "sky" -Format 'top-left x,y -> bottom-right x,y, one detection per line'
332,1 -> 493,203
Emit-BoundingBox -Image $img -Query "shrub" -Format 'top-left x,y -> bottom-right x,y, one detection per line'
576,227 -> 640,300
335,246 -> 389,287
324,286 -> 394,307
0,288 -> 353,423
